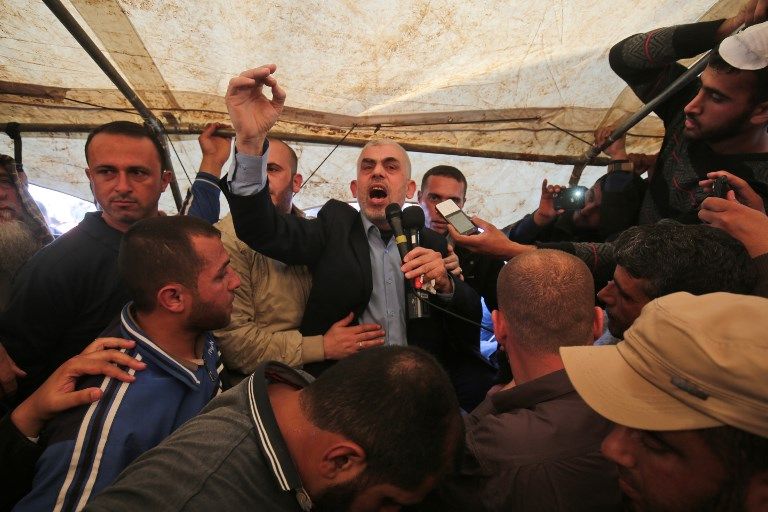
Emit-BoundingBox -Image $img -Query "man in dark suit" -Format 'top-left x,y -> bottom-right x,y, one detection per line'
221,64 -> 494,410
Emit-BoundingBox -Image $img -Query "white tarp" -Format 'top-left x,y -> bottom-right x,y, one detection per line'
0,0 -> 738,225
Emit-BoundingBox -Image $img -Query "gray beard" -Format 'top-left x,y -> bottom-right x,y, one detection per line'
0,219 -> 41,276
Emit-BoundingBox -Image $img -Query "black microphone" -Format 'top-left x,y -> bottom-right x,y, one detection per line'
385,203 -> 410,260
401,205 -> 425,250
397,205 -> 430,320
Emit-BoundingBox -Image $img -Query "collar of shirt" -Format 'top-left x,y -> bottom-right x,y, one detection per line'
247,362 -> 314,512
81,211 -> 124,250
490,369 -> 575,412
120,303 -> 218,389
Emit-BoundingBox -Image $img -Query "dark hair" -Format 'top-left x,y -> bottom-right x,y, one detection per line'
420,165 -> 467,199
613,221 -> 756,299
268,138 -> 299,175
85,121 -> 166,168
118,216 -> 221,312
697,426 -> 768,509
709,46 -> 768,104
497,250 -> 595,353
299,346 -> 462,490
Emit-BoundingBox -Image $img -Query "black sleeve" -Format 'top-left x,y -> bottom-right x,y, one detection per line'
608,20 -> 723,123
221,179 -> 327,266
0,413 -> 43,511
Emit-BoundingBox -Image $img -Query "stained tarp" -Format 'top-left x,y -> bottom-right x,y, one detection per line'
0,0 -> 739,225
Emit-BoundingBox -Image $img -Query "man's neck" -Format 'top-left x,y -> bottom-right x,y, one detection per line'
707,127 -> 768,155
507,352 -> 565,386
361,211 -> 392,232
269,385 -> 322,497
134,309 -> 199,360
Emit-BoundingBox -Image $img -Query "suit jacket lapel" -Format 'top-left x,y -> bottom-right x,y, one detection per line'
349,214 -> 373,316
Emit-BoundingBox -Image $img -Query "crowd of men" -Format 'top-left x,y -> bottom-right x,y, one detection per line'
0,4 -> 767,512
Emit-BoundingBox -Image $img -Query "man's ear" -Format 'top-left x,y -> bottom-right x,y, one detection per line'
405,179 -> 416,200
318,442 -> 366,481
156,283 -> 186,313
745,470 -> 768,512
292,173 -> 303,194
160,169 -> 172,191
350,179 -> 358,199
417,190 -> 424,203
751,101 -> 768,126
492,309 -> 508,351
591,306 -> 604,343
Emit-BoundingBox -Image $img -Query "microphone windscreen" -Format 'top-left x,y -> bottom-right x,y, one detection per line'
402,205 -> 426,230
385,203 -> 403,222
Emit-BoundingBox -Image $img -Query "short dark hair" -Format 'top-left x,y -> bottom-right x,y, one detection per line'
709,46 -> 768,104
497,250 -> 595,353
613,221 -> 756,299
118,216 -> 221,312
268,138 -> 299,175
420,165 -> 467,199
299,346 -> 462,490
697,426 -> 768,509
85,121 -> 166,168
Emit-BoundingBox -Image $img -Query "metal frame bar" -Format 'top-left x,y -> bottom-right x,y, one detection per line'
42,0 -> 183,209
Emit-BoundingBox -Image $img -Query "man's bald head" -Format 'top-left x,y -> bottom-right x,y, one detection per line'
357,139 -> 412,178
497,250 -> 595,354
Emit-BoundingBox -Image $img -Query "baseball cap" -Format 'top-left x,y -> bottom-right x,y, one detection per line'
719,22 -> 768,70
561,292 -> 768,437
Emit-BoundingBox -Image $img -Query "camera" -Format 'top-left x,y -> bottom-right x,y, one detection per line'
553,186 -> 588,211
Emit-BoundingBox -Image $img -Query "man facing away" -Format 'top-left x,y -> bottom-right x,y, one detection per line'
423,250 -> 621,512
14,215 -> 239,511
562,291 -> 768,512
85,346 -> 463,512
214,137 -> 383,381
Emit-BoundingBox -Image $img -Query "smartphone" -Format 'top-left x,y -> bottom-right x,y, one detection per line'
712,176 -> 731,199
553,186 -> 588,211
436,199 -> 479,235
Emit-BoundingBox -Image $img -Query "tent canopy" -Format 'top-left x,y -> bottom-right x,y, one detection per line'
0,0 -> 737,226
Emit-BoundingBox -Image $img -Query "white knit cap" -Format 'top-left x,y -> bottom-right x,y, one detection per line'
719,22 -> 768,70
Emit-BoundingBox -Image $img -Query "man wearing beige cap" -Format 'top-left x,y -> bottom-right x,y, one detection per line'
562,292 -> 768,512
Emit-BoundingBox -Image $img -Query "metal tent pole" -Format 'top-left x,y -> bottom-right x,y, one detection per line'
42,0 -> 183,210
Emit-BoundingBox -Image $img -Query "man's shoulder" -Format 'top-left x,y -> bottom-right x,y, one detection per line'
318,199 -> 358,218
84,380 -> 298,512
466,383 -> 610,462
11,213 -> 119,288
33,212 -> 119,262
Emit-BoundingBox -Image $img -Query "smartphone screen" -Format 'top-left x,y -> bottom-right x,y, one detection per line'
436,200 -> 478,235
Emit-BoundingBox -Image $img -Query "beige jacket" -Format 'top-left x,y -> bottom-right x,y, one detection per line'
214,212 -> 324,376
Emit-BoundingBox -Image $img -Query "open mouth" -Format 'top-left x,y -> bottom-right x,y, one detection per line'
368,186 -> 388,202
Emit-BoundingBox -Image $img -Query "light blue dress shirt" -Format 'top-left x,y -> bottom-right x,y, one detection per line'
359,215 -> 407,346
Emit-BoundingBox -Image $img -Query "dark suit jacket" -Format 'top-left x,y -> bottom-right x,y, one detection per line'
223,184 -> 492,407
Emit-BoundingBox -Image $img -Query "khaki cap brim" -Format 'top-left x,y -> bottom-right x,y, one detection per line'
561,345 -> 723,431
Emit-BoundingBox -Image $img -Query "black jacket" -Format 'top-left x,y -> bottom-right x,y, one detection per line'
224,184 -> 494,409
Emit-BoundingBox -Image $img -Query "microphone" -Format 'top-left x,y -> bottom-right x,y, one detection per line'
401,205 -> 425,250
385,203 -> 410,260
396,205 -> 430,320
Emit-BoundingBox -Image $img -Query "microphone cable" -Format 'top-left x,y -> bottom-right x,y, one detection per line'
413,291 -> 495,336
